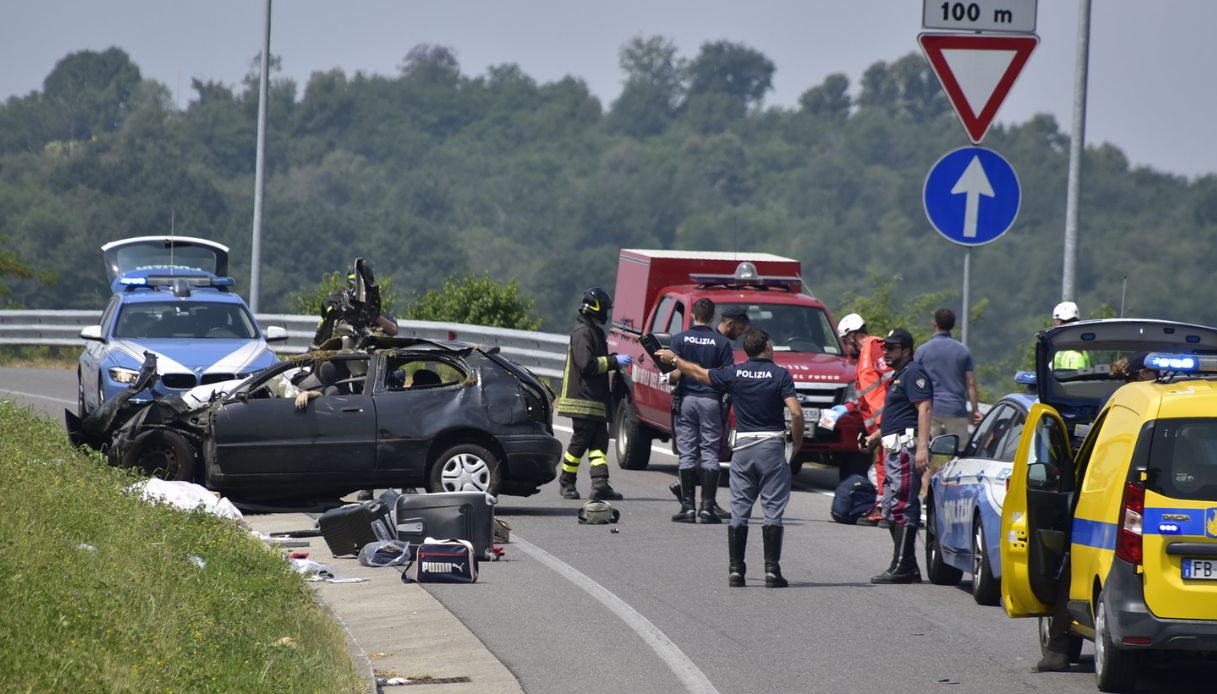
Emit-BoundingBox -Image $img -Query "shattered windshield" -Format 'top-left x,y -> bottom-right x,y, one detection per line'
717,303 -> 841,355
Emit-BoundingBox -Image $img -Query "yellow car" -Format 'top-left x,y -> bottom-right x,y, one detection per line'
1000,319 -> 1217,693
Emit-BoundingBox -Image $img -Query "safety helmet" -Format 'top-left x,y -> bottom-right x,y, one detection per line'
577,500 -> 620,525
1052,301 -> 1080,322
837,313 -> 865,338
579,287 -> 613,323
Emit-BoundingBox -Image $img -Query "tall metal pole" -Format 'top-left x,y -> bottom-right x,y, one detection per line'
1062,0 -> 1091,301
961,248 -> 971,348
249,0 -> 272,313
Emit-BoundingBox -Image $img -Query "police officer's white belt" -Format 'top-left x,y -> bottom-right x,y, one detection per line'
736,431 -> 785,439
731,430 -> 785,452
881,429 -> 916,451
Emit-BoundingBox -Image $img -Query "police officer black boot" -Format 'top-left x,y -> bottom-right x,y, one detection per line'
762,525 -> 788,588
697,467 -> 722,524
589,466 -> 623,501
727,525 -> 748,587
871,525 -> 922,584
558,470 -> 580,500
671,468 -> 697,523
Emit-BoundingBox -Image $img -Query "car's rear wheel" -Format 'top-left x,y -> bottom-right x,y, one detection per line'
430,444 -> 501,496
925,499 -> 963,585
1094,594 -> 1139,692
122,429 -> 196,482
614,397 -> 651,470
1038,616 -> 1083,664
971,515 -> 1001,605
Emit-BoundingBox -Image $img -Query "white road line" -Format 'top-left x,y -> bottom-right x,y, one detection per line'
511,535 -> 720,694
0,389 -> 75,406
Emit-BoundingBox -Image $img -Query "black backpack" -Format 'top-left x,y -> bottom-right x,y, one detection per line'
831,474 -> 877,524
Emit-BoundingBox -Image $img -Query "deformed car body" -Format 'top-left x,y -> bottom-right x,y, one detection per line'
67,337 -> 562,500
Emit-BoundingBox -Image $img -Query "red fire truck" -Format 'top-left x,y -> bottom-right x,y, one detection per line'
606,249 -> 868,479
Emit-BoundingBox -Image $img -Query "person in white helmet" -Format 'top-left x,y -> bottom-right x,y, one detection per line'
1051,301 -> 1091,370
828,313 -> 893,525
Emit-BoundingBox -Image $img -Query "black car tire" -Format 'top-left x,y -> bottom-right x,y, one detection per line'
614,397 -> 652,470
1038,616 -> 1084,664
77,370 -> 86,418
925,499 -> 964,585
122,429 -> 196,482
971,515 -> 1001,606
429,444 -> 501,496
1094,593 -> 1139,693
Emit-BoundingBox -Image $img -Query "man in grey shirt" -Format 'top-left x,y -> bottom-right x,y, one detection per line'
914,308 -> 981,440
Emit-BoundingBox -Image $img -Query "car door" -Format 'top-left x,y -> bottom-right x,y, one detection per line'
374,353 -> 476,477
634,295 -> 680,425
940,404 -> 1015,559
1000,402 -> 1074,617
211,356 -> 377,483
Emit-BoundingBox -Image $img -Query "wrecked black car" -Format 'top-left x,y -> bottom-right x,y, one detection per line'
67,338 -> 562,500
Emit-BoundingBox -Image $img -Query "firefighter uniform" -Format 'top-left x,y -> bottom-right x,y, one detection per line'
556,300 -> 626,501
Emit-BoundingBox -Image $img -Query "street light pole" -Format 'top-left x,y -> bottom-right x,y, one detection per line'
1062,0 -> 1091,302
249,0 -> 272,313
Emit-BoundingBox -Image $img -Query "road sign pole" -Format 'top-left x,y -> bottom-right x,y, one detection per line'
249,0 -> 271,313
1062,0 -> 1091,302
962,248 -> 971,348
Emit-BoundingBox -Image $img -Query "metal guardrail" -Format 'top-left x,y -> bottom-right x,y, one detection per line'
0,310 -> 569,380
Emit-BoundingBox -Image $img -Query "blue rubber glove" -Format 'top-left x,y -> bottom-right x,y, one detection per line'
829,404 -> 849,417
615,354 -> 633,369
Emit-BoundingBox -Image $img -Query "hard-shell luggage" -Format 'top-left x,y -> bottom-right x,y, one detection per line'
318,499 -> 393,557
395,492 -> 496,560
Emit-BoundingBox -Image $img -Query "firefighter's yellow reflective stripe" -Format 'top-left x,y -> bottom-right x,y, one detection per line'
596,356 -> 611,375
556,397 -> 606,418
589,450 -> 607,467
562,462 -> 581,474
564,451 -> 581,464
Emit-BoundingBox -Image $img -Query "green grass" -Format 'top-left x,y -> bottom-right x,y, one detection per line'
0,402 -> 363,693
0,345 -> 78,369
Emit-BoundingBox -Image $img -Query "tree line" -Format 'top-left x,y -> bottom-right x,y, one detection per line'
2,39 -> 1216,396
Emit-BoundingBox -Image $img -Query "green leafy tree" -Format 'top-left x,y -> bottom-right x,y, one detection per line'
42,47 -> 142,143
402,274 -> 542,331
684,40 -> 774,114
799,73 -> 851,118
838,270 -> 958,347
608,35 -> 685,137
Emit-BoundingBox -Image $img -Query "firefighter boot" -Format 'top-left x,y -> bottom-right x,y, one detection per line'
763,525 -> 788,587
589,466 -> 623,501
558,470 -> 580,500
727,525 -> 748,587
671,468 -> 697,523
698,467 -> 722,524
871,525 -> 922,584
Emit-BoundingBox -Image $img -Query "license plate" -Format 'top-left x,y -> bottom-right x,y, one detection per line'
1182,558 -> 1217,580
803,407 -> 820,422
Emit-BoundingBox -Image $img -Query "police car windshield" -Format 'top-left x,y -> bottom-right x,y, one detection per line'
718,303 -> 841,355
1147,419 -> 1217,502
113,302 -> 259,340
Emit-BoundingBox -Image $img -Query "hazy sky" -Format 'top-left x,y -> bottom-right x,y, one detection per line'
4,1 -> 1214,178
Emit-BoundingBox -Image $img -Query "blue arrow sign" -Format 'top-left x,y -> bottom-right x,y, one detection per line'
923,147 -> 1020,246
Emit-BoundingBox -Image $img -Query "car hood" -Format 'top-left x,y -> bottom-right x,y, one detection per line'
1036,318 -> 1217,424
108,337 -> 276,376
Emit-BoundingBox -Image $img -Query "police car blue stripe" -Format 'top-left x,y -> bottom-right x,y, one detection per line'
1072,518 -> 1117,550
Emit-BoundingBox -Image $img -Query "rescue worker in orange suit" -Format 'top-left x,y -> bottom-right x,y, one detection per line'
829,313 -> 892,525
556,287 -> 631,501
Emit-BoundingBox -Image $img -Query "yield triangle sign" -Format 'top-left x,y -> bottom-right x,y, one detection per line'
918,33 -> 1038,144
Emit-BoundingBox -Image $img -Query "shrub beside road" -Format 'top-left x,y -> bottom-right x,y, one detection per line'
0,401 -> 362,692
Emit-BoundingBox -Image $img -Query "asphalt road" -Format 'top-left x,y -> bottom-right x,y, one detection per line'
3,366 -> 1212,693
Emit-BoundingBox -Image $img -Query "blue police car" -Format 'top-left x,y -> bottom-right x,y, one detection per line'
77,236 -> 285,415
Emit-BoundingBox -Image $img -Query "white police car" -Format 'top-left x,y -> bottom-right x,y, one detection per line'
77,236 -> 286,415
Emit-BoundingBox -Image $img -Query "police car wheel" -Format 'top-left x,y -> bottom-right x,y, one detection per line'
971,516 -> 1001,606
429,444 -> 501,496
77,370 -> 87,417
1094,595 -> 1139,692
925,500 -> 963,585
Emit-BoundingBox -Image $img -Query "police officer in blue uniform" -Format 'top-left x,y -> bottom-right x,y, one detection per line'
864,328 -> 933,584
667,298 -> 735,524
659,327 -> 804,587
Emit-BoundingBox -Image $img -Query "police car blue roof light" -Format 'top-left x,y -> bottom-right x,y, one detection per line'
119,277 -> 147,286
1145,353 -> 1198,371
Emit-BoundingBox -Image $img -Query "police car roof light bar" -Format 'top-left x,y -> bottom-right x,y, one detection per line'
1143,352 -> 1215,373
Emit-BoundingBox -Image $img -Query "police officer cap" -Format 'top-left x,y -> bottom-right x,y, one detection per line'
882,328 -> 914,349
1053,301 -> 1080,322
720,306 -> 750,323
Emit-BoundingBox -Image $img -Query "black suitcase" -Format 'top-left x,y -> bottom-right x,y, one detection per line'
318,500 -> 393,557
395,492 -> 496,560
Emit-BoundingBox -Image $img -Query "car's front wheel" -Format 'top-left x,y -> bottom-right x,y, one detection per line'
925,499 -> 963,585
122,429 -> 196,482
430,444 -> 501,496
971,515 -> 1001,605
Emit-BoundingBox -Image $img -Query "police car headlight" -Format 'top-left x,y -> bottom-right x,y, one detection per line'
108,367 -> 141,384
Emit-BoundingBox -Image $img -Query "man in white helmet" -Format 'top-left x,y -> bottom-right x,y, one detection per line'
1051,301 -> 1091,370
827,313 -> 892,525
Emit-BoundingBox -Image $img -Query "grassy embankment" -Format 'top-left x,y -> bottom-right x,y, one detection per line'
0,402 -> 363,692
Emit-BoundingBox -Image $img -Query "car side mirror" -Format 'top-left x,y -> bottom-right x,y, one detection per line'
263,325 -> 288,342
80,325 -> 104,342
929,434 -> 959,457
